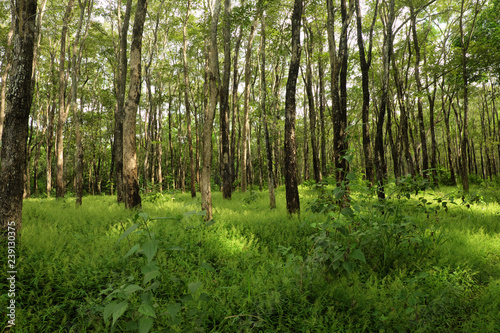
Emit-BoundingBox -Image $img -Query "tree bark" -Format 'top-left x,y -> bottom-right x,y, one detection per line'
123,0 -> 148,209
355,0 -> 377,185
55,0 -> 74,199
201,0 -> 222,221
0,0 -> 37,236
220,0 -> 232,198
114,0 -> 133,203
284,0 -> 302,215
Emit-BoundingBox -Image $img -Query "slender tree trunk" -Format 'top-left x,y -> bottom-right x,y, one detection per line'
114,0 -> 133,203
241,10 -> 261,193
55,0 -> 74,199
0,0 -> 37,236
201,0 -> 222,221
355,0 -> 377,185
284,0 -> 302,215
220,0 -> 232,198
0,10 -> 14,145
123,0 -> 148,209
374,0 -> 394,200
318,53 -> 327,177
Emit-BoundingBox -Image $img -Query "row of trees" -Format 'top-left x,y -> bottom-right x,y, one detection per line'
1,0 -> 500,233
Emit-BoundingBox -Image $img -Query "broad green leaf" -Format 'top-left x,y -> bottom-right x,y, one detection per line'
349,248 -> 366,263
342,262 -> 356,275
143,270 -> 161,285
138,316 -> 154,333
205,219 -> 216,227
142,240 -> 159,263
103,301 -> 117,322
138,301 -> 156,318
340,207 -> 354,217
117,223 -> 139,244
167,303 -> 181,319
200,262 -> 215,272
123,284 -> 143,295
123,244 -> 141,259
138,212 -> 149,222
112,301 -> 128,326
188,281 -> 202,293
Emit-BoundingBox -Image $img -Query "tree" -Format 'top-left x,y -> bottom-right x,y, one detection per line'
284,0 -> 302,215
123,0 -> 148,209
201,0 -> 222,221
0,0 -> 37,236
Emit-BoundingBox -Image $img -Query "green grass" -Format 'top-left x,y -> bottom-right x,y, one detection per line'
2,183 -> 500,332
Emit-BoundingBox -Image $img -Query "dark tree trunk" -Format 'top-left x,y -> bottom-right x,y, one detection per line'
123,0 -> 147,209
220,0 -> 232,199
318,53 -> 327,177
0,0 -> 37,236
284,0 -> 302,215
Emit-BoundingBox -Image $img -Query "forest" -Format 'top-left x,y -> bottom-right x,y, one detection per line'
1,0 -> 500,331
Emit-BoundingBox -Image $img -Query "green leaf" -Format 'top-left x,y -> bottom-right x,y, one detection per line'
143,270 -> 161,285
200,262 -> 216,272
340,207 -> 354,217
112,301 -> 128,326
138,301 -> 156,318
167,303 -> 181,319
142,240 -> 159,263
342,262 -> 356,275
205,219 -> 216,227
103,301 -> 117,322
166,246 -> 185,251
138,212 -> 149,222
188,281 -> 202,293
123,284 -> 143,295
349,248 -> 366,263
117,223 -> 139,244
123,244 -> 141,259
138,316 -> 154,333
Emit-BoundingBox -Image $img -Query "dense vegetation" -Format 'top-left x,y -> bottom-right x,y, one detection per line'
2,178 -> 500,331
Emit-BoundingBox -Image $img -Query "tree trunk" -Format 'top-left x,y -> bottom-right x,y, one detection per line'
318,53 -> 327,177
374,0 -> 394,200
55,0 -> 74,199
123,0 -> 148,209
0,0 -> 37,236
284,0 -> 302,215
114,0 -> 133,203
230,28 -> 243,189
260,15 -> 276,209
241,10 -> 260,193
201,0 -> 222,221
355,0 -> 377,185
0,9 -> 14,145
220,0 -> 232,198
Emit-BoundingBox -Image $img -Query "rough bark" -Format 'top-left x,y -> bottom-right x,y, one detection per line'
284,0 -> 302,215
0,0 -> 37,236
114,0 -> 133,203
123,0 -> 148,209
201,0 -> 222,221
220,0 -> 232,198
0,8 -> 14,144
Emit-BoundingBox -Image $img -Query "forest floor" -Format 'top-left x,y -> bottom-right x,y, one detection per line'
2,180 -> 500,332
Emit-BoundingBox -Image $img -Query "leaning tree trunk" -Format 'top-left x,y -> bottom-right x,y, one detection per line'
201,0 -> 222,221
0,0 -> 37,237
123,0 -> 148,209
284,0 -> 302,215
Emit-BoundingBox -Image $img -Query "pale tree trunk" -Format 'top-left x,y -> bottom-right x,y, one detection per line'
72,0 -> 93,206
260,14 -> 276,209
201,0 -> 222,221
114,0 -> 133,203
183,0 -> 197,198
0,0 -> 37,237
123,0 -> 148,209
55,0 -> 74,199
284,0 -> 302,215
241,9 -> 261,192
318,53 -> 327,177
230,28 -> 243,188
46,48 -> 56,197
220,0 -> 232,199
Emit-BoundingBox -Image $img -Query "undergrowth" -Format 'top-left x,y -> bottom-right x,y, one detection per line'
1,181 -> 499,332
